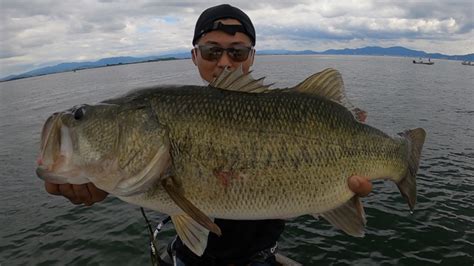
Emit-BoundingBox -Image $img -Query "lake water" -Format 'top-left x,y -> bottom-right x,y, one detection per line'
1,55 -> 473,265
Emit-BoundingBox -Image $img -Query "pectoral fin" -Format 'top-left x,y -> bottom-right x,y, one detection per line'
172,214 -> 211,256
316,196 -> 367,237
162,178 -> 221,236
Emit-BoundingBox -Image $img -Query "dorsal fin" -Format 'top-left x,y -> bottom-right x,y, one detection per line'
210,66 -> 367,122
210,65 -> 273,93
292,68 -> 365,121
292,68 -> 346,101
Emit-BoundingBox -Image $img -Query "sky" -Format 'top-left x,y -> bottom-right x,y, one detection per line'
1,0 -> 473,77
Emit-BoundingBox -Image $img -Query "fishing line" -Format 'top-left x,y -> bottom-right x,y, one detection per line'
140,207 -> 171,266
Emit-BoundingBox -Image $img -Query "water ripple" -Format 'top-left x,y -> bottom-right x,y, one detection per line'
1,56 -> 473,265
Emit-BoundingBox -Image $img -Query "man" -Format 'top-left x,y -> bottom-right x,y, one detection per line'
44,4 -> 372,265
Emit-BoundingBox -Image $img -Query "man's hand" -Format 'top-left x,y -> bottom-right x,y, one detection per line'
348,176 -> 372,197
44,182 -> 108,206
353,108 -> 367,123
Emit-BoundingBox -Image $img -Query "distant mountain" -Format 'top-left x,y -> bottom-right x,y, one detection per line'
257,49 -> 318,55
2,46 -> 473,82
320,46 -> 424,56
317,46 -> 474,61
257,46 -> 473,61
1,52 -> 190,82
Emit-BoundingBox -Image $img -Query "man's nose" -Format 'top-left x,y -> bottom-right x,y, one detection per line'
216,51 -> 233,68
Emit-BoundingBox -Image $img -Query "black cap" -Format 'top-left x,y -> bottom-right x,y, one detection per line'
193,4 -> 256,46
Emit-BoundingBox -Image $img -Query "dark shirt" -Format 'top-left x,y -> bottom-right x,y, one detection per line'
175,218 -> 285,265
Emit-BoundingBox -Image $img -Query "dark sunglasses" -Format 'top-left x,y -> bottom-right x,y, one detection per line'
195,44 -> 253,62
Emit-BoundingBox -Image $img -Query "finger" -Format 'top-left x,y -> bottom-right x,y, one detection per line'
86,183 -> 108,204
72,184 -> 93,205
358,111 -> 367,123
353,108 -> 367,123
58,184 -> 81,204
44,182 -> 61,195
348,176 -> 372,197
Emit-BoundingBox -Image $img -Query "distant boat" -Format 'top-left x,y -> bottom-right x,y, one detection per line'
413,58 -> 434,65
461,61 -> 474,66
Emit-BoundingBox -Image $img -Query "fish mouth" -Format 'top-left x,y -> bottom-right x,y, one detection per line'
36,113 -> 88,185
36,112 -> 171,195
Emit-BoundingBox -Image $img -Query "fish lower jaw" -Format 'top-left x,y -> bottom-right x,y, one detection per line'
35,165 -> 90,185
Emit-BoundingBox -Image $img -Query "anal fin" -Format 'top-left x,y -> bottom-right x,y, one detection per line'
172,214 -> 211,256
317,196 -> 367,237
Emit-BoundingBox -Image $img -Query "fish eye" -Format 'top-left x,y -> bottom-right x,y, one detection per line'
73,106 -> 86,120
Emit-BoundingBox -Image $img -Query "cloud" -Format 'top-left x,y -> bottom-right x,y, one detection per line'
0,47 -> 26,60
1,0 -> 473,77
252,1 -> 469,39
247,0 -> 473,54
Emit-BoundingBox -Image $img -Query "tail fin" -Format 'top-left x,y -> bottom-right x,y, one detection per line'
397,128 -> 426,211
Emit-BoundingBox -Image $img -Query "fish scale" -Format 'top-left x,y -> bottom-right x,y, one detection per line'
134,86 -> 409,219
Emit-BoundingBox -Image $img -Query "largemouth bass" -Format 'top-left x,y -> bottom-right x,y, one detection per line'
36,68 -> 426,256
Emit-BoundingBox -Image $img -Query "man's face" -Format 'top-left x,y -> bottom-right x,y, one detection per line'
192,19 -> 255,83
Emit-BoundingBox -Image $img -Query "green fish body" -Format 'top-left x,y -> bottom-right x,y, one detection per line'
36,68 -> 426,256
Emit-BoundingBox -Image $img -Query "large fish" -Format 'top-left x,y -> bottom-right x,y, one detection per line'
36,68 -> 426,256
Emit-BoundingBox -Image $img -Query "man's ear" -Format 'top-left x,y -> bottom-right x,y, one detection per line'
191,49 -> 198,66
